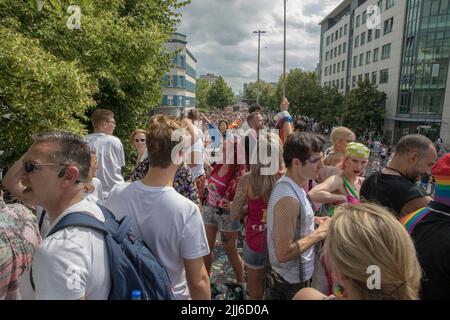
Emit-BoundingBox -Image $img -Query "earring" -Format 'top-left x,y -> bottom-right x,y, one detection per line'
333,283 -> 344,298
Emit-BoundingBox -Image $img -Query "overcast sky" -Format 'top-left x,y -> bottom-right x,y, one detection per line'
177,0 -> 342,94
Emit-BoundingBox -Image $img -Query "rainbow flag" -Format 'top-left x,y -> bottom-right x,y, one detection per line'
401,207 -> 432,234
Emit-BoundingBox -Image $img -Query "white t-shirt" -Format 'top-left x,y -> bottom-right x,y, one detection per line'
20,200 -> 111,300
105,181 -> 210,300
85,133 -> 125,199
84,177 -> 105,205
266,176 -> 315,283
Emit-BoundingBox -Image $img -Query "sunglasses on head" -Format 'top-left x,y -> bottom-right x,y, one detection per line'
135,139 -> 146,143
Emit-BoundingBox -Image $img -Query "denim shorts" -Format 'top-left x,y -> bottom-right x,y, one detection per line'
202,205 -> 240,232
243,242 -> 268,270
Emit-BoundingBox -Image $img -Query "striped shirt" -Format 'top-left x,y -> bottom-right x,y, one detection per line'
266,176 -> 315,283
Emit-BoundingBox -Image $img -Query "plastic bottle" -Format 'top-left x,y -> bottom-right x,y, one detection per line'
131,290 -> 142,300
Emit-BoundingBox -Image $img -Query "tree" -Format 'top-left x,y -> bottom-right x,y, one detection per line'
343,80 -> 386,135
195,78 -> 210,110
319,86 -> 344,126
274,69 -> 322,118
0,0 -> 190,169
206,76 -> 234,109
243,81 -> 276,109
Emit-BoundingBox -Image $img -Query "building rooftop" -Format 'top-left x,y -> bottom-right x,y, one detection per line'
319,0 -> 352,25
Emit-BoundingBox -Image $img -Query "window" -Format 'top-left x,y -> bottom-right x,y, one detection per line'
331,33 -> 334,43
358,74 -> 363,82
167,95 -> 173,106
372,71 -> 377,84
343,42 -> 347,53
368,30 -> 373,42
339,27 -> 343,38
353,56 -> 358,68
327,36 -> 330,46
360,53 -> 364,66
361,32 -> 366,45
335,30 -> 338,40
366,51 -> 371,64
355,35 -> 359,48
330,49 -> 333,59
352,76 -> 356,87
334,47 -> 337,57
378,0 -> 383,13
365,73 -> 370,81
326,51 -> 329,61
342,60 -> 345,71
344,24 -> 348,35
341,78 -> 344,90
356,15 -> 361,28
375,29 -> 381,39
373,48 -> 379,62
325,67 -> 328,76
337,63 -> 340,73
362,11 -> 367,25
380,69 -> 389,83
333,64 -> 336,74
167,76 -> 173,86
338,45 -> 342,55
384,18 -> 394,35
386,0 -> 395,10
381,43 -> 391,59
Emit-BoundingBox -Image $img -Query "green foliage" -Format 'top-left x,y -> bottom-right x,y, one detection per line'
0,27 -> 96,166
343,80 -> 386,133
0,0 -> 190,169
244,81 -> 276,109
195,78 -> 210,110
319,86 -> 344,126
275,69 -> 322,118
206,76 -> 234,109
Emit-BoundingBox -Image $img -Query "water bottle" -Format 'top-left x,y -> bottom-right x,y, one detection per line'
131,290 -> 142,300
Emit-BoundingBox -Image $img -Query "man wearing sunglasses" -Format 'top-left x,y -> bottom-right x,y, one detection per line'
265,132 -> 331,300
18,131 -> 111,300
85,109 -> 125,200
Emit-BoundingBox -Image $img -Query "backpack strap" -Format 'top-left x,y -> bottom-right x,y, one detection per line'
401,207 -> 432,234
38,209 -> 46,233
30,205 -> 131,292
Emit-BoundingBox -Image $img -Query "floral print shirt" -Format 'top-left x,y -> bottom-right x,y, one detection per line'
0,195 -> 41,299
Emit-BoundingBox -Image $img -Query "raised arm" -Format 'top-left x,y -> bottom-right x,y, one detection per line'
308,175 -> 347,205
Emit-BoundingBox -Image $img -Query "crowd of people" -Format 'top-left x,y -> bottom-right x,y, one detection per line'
1,100 -> 449,300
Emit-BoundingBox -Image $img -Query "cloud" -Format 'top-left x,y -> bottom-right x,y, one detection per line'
177,0 -> 342,93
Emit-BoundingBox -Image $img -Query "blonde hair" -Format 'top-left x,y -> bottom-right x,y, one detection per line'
130,129 -> 146,144
146,114 -> 183,168
249,133 -> 283,203
330,127 -> 355,145
325,203 -> 421,300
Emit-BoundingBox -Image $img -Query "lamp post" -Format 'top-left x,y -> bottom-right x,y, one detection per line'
253,30 -> 266,104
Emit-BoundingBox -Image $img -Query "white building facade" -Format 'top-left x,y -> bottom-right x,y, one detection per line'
320,0 -> 450,146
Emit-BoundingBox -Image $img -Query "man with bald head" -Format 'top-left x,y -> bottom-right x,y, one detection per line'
360,134 -> 437,218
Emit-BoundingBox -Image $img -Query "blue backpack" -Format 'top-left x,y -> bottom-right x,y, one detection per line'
32,205 -> 174,300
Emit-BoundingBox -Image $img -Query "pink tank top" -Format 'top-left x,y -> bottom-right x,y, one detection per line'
245,197 -> 267,253
206,165 -> 233,207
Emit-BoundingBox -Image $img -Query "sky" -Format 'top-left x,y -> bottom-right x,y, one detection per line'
177,0 -> 342,94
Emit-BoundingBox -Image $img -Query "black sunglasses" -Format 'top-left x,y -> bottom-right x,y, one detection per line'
134,139 -> 146,143
23,160 -> 66,173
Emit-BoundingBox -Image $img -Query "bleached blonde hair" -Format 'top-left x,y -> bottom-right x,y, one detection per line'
324,203 -> 421,300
